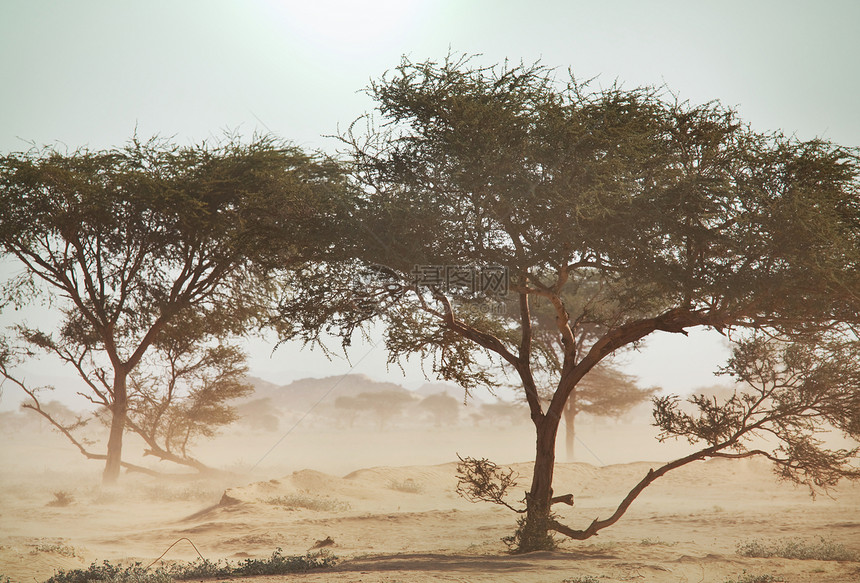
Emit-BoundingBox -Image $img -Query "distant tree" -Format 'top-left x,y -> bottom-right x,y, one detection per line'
0,135 -> 348,483
558,366 -> 657,461
235,397 -> 281,432
323,56 -> 860,551
419,392 -> 460,426
334,391 -> 416,429
480,400 -> 529,427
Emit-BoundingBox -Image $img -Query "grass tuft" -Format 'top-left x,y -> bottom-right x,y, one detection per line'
723,571 -> 780,583
736,537 -> 859,562
47,491 -> 74,507
639,538 -> 676,547
265,493 -> 350,512
32,542 -> 77,557
387,478 -> 424,494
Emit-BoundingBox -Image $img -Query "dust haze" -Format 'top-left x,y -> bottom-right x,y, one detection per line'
1,374 -> 858,582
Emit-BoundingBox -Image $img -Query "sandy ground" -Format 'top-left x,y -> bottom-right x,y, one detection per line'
2,417 -> 859,583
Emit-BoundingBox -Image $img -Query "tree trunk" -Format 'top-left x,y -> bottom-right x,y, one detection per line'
563,399 -> 577,462
103,371 -> 128,484
518,417 -> 561,552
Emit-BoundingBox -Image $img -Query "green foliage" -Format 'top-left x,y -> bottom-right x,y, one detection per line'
169,549 -> 336,578
502,514 -> 558,553
654,333 -> 860,493
736,537 -> 859,561
43,561 -> 173,583
127,323 -> 254,461
0,134 -> 351,479
43,550 -> 336,583
330,53 -> 860,546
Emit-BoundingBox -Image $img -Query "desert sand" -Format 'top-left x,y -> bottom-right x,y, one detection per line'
2,383 -> 859,583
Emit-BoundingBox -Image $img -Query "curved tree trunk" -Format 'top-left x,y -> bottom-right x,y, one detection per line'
103,372 -> 128,484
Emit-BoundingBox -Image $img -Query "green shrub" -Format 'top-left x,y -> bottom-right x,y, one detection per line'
44,549 -> 336,583
502,515 -> 557,553
737,537 -> 859,561
44,561 -> 172,583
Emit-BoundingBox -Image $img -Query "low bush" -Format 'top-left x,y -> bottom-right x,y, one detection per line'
43,549 -> 336,583
737,537 -> 859,561
47,491 -> 74,507
32,542 -> 77,557
387,478 -> 424,494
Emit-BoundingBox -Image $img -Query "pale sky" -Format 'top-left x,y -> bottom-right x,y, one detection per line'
1,0 -> 858,405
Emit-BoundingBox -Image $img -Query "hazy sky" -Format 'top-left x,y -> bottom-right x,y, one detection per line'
1,1 -> 858,404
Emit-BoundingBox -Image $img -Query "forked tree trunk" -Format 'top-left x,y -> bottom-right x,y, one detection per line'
518,417 -> 562,552
103,372 -> 128,484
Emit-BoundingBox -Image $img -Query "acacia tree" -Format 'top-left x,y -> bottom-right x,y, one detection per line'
557,365 -> 656,461
0,135 -> 348,483
123,311 -> 253,473
0,319 -> 251,476
328,56 -> 860,550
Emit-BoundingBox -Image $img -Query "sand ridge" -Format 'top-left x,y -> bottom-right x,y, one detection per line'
2,417 -> 859,582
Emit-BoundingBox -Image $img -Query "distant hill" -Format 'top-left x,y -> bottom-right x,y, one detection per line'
414,382 -> 487,406
245,374 -> 411,410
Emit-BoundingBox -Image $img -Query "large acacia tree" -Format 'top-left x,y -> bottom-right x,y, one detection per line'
0,135 -> 348,483
331,56 -> 860,550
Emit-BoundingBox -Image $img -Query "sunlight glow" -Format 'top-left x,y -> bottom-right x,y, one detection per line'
265,0 -> 427,55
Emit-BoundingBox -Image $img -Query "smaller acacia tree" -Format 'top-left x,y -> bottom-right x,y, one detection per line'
1,319 -> 251,476
0,134 -> 348,482
123,313 -> 253,473
558,365 -> 657,461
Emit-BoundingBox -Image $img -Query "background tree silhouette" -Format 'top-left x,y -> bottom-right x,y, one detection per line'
556,365 -> 657,461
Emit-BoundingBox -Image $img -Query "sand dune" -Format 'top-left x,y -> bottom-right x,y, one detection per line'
2,415 -> 859,583
3,451 -> 859,583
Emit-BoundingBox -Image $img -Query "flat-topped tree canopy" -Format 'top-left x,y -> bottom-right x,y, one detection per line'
336,55 -> 860,551
347,56 -> 858,341
0,134 -> 351,482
